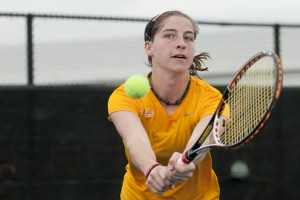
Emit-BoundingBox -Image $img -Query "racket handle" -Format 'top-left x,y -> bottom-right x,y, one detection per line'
176,153 -> 192,166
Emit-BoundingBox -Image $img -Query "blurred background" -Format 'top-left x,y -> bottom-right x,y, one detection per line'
0,0 -> 299,199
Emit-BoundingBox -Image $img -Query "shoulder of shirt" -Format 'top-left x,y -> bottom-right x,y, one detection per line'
111,83 -> 125,94
191,76 -> 221,94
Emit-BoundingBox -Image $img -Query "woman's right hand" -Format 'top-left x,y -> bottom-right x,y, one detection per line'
146,165 -> 175,195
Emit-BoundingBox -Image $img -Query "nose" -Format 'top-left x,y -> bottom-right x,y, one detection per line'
176,44 -> 185,49
176,36 -> 186,49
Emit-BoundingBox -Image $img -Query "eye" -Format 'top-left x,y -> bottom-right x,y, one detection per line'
165,34 -> 174,39
185,36 -> 195,42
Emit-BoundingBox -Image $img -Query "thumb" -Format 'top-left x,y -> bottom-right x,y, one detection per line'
167,160 -> 175,171
168,152 -> 181,170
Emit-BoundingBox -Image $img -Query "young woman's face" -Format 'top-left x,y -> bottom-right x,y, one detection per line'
146,15 -> 196,73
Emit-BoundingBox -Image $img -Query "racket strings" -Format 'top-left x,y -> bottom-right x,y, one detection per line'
219,57 -> 276,146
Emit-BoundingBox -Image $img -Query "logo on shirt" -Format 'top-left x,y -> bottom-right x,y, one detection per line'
184,112 -> 194,116
141,110 -> 155,118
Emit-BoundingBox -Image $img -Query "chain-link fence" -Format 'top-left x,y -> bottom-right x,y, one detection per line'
0,12 -> 299,200
0,13 -> 299,86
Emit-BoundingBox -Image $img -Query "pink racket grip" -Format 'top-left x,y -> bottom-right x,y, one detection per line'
176,153 -> 191,166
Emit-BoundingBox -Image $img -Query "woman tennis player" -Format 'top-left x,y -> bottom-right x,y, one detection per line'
108,10 -> 228,199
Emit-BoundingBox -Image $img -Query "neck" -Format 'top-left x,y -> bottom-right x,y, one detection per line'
147,72 -> 190,106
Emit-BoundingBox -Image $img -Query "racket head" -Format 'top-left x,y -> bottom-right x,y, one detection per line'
213,51 -> 283,149
179,51 -> 283,165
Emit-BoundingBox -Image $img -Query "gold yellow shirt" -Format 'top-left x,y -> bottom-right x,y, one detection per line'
108,76 -> 223,200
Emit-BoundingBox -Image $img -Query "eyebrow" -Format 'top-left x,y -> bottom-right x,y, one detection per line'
161,28 -> 195,35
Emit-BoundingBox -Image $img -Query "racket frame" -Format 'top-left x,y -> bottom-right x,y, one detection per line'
181,51 -> 283,164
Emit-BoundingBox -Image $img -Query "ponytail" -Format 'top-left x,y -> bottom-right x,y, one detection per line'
189,52 -> 210,78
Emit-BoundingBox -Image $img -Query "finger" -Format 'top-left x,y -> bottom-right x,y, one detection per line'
170,184 -> 175,189
147,166 -> 170,195
164,178 -> 175,190
163,175 -> 176,189
169,163 -> 195,183
146,179 -> 164,195
170,170 -> 194,181
174,161 -> 195,175
168,152 -> 182,167
166,152 -> 182,179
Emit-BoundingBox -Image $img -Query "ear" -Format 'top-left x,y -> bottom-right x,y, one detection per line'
144,41 -> 153,56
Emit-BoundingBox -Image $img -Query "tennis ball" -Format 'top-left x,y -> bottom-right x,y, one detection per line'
230,160 -> 250,180
125,75 -> 150,99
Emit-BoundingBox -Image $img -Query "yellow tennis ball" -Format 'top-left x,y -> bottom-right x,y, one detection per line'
125,75 -> 150,99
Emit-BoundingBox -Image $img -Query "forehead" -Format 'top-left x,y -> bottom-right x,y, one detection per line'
159,15 -> 194,33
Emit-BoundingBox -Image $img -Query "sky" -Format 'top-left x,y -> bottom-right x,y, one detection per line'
0,0 -> 300,24
0,0 -> 299,86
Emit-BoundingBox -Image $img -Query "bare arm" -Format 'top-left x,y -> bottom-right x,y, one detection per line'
110,111 -> 157,175
166,115 -> 213,184
110,111 -> 172,195
185,115 -> 213,165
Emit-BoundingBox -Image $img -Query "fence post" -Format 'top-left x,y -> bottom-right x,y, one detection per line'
274,24 -> 280,57
26,14 -> 36,200
26,14 -> 34,85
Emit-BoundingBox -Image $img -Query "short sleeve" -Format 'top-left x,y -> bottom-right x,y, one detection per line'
198,88 -> 230,120
107,84 -> 141,121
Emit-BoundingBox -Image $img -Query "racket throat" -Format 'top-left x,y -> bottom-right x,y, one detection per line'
183,147 -> 211,164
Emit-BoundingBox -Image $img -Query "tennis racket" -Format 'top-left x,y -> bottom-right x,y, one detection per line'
177,51 -> 283,165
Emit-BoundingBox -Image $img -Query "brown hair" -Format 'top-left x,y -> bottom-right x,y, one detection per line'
144,10 -> 209,77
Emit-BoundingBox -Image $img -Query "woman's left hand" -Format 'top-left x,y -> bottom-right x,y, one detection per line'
166,152 -> 196,184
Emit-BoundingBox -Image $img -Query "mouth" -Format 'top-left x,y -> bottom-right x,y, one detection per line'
172,54 -> 187,59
